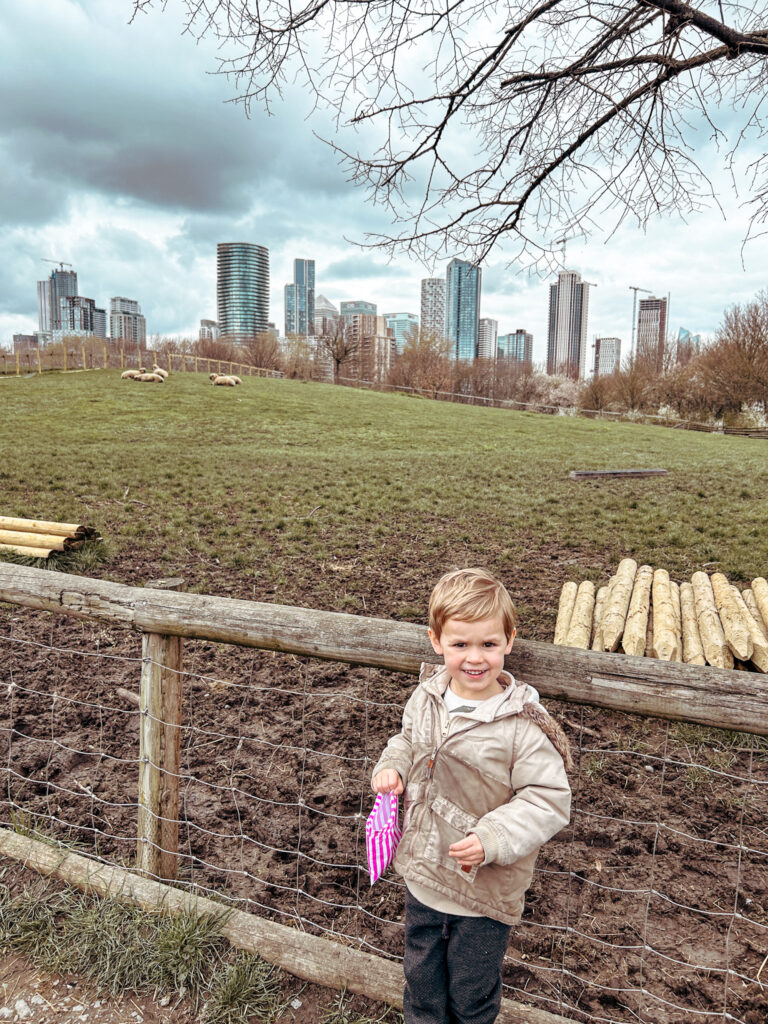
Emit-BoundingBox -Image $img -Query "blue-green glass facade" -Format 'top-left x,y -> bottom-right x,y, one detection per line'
285,258 -> 315,336
217,242 -> 269,341
445,259 -> 481,360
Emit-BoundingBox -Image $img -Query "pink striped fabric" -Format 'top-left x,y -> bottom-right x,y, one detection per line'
365,791 -> 402,886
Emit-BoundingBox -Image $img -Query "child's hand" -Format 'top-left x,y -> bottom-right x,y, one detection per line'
372,769 -> 404,795
448,833 -> 485,868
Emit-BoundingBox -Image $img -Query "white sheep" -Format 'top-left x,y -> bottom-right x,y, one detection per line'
152,365 -> 169,379
121,369 -> 140,379
230,375 -> 243,384
135,372 -> 165,383
211,374 -> 237,387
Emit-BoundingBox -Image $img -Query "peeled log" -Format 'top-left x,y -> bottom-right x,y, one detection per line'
743,589 -> 768,642
0,543 -> 56,558
622,565 -> 653,657
711,573 -> 753,662
729,586 -> 768,673
553,583 -> 578,645
651,570 -> 681,662
601,559 -> 638,653
0,530 -> 71,551
751,578 -> 768,633
590,586 -> 609,651
691,572 -> 734,670
565,581 -> 596,649
0,516 -> 95,538
679,583 -> 706,666
669,580 -> 683,663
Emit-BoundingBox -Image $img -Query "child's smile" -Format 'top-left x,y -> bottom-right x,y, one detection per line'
429,615 -> 515,701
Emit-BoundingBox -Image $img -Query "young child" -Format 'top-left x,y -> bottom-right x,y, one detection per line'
372,567 -> 572,1024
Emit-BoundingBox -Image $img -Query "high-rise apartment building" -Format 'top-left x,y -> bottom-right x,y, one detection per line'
199,319 -> 220,342
593,337 -> 621,377
636,296 -> 667,372
445,259 -> 481,360
37,267 -> 78,332
217,242 -> 270,341
54,296 -> 106,339
420,278 -> 446,338
340,301 -> 378,352
547,271 -> 590,378
477,318 -> 498,360
359,316 -> 396,382
110,297 -> 146,347
284,258 -> 315,336
497,330 -> 533,364
384,312 -> 418,353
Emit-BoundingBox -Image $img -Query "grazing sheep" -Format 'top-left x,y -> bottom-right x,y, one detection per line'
212,374 -> 237,387
152,365 -> 169,379
209,372 -> 219,381
121,369 -> 140,379
135,372 -> 165,383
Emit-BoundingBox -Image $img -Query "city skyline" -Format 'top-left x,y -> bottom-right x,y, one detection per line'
2,2 -> 768,364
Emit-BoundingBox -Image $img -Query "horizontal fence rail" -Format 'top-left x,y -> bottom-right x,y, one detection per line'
1,564 -> 767,737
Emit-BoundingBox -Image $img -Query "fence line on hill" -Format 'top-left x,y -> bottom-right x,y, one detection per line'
1,564 -> 767,1024
0,345 -> 283,379
335,376 -> 719,433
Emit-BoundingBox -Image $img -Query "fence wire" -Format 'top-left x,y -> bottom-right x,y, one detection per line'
1,614 -> 766,1024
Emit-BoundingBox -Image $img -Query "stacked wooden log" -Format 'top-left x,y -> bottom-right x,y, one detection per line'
0,517 -> 97,559
554,558 -> 768,672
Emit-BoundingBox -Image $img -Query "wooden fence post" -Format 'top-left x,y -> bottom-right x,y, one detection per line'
36,347 -> 42,374
137,576 -> 185,881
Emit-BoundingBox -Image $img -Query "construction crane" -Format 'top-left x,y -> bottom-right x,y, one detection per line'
629,285 -> 652,361
40,258 -> 74,271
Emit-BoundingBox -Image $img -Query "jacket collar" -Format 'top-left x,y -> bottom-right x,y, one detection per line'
418,661 -> 530,720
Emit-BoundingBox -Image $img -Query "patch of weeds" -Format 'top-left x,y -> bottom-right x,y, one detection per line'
320,990 -> 403,1024
0,880 -> 278,1019
583,755 -> 607,781
203,952 -> 285,1023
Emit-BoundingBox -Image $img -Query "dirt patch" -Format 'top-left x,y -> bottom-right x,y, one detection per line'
1,566 -> 767,1024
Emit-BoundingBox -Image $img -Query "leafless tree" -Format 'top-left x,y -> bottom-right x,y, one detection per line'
697,290 -> 768,413
133,0 -> 768,266
389,328 -> 454,397
318,321 -> 360,382
241,331 -> 282,370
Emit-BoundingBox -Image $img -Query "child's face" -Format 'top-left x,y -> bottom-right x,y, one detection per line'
428,615 -> 515,701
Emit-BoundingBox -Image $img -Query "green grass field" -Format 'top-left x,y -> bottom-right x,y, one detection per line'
2,369 -> 766,638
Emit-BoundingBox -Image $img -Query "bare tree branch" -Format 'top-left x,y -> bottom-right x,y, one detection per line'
132,0 -> 768,266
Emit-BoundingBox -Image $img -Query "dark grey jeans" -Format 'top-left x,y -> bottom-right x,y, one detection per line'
403,888 -> 512,1024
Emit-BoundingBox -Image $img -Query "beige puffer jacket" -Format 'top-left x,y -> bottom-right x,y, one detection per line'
372,663 -> 572,925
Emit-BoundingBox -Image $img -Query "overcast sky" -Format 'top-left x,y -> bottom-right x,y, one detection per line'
2,0 -> 767,365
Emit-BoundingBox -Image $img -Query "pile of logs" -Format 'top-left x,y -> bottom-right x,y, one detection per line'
0,516 -> 97,559
554,558 -> 768,672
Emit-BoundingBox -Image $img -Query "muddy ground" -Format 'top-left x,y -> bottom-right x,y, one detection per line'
1,555 -> 766,1024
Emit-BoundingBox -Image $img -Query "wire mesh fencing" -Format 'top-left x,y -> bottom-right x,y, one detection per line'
1,609 -> 766,1024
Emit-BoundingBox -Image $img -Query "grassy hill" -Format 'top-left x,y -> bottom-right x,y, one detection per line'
2,369 -> 766,639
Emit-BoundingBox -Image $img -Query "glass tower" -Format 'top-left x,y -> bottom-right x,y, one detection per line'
284,258 -> 315,336
217,242 -> 270,341
445,259 -> 481,360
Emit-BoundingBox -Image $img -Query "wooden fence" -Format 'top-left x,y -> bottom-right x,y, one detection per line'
1,562 -> 768,1023
0,345 -> 282,379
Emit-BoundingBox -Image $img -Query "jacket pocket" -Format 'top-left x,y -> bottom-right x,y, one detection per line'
403,781 -> 425,832
428,795 -> 481,883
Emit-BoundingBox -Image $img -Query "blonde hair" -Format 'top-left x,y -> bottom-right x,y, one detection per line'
428,567 -> 518,640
